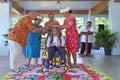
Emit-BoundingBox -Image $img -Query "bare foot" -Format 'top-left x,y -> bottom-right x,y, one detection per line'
34,64 -> 39,67
80,54 -> 85,57
24,64 -> 29,67
72,64 -> 78,68
86,54 -> 93,57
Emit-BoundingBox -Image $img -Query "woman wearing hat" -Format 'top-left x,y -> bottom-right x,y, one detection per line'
53,7 -> 79,68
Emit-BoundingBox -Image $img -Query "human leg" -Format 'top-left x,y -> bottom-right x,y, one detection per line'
58,47 -> 66,67
34,58 -> 39,67
58,47 -> 65,64
24,58 -> 31,67
48,47 -> 56,68
8,40 -> 23,70
80,42 -> 86,57
67,51 -> 72,67
86,43 -> 93,56
72,53 -> 77,68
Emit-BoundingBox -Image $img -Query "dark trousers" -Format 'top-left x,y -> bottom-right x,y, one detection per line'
80,42 -> 92,54
47,46 -> 66,63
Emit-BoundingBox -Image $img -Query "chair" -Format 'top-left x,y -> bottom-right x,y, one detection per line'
41,47 -> 68,67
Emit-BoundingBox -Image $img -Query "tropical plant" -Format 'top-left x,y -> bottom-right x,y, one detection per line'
2,28 -> 12,46
94,29 -> 119,55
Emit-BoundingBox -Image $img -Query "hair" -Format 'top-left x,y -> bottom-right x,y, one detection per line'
34,18 -> 42,22
68,10 -> 72,14
87,21 -> 92,24
28,10 -> 37,16
50,28 -> 62,44
78,34 -> 81,37
48,13 -> 54,17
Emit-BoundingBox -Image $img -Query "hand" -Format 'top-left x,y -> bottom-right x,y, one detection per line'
32,29 -> 40,33
49,44 -> 54,47
53,25 -> 59,28
44,26 -> 49,30
42,30 -> 47,35
38,28 -> 43,32
57,44 -> 62,48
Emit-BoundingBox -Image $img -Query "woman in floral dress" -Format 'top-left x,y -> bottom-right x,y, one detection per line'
53,7 -> 79,68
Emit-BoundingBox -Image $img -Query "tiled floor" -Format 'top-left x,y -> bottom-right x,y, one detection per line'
0,50 -> 120,80
0,56 -> 9,77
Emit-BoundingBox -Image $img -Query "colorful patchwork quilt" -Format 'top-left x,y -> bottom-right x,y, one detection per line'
0,63 -> 112,80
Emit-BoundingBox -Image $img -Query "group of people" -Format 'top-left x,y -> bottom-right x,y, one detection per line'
8,7 -> 94,71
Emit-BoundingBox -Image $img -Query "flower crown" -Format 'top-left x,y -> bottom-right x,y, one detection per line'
60,7 -> 71,13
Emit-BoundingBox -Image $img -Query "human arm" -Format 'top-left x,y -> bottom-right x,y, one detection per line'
80,27 -> 94,35
32,28 -> 45,33
41,22 -> 51,35
23,16 -> 46,33
81,31 -> 93,35
53,21 -> 73,29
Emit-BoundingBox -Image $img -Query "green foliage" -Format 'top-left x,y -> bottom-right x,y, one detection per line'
2,28 -> 12,46
94,29 -> 119,50
95,18 -> 109,32
2,34 -> 8,38
52,72 -> 64,80
3,41 -> 8,47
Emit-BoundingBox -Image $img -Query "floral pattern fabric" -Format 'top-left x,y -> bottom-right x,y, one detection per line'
8,16 -> 35,46
64,16 -> 79,53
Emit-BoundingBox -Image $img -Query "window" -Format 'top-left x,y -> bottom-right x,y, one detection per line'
95,17 -> 109,32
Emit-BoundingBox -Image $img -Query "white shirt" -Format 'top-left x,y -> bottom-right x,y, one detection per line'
46,35 -> 65,47
80,26 -> 95,43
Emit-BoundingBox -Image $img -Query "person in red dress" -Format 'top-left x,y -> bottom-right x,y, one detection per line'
53,7 -> 79,68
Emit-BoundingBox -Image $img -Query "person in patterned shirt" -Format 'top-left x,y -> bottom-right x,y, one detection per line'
8,11 -> 46,71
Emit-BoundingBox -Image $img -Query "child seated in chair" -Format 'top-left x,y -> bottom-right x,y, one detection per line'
46,27 -> 66,69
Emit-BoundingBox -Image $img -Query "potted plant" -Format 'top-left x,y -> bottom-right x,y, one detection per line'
94,29 -> 119,55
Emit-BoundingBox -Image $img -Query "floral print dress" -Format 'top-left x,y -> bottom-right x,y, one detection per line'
64,16 -> 79,53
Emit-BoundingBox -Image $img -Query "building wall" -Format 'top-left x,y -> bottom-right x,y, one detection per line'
109,0 -> 120,55
0,3 -> 10,55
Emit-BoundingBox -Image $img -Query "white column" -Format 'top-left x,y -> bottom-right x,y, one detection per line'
9,1 -> 12,27
24,10 -> 26,15
88,10 -> 95,29
83,15 -> 88,28
109,0 -> 120,55
0,2 -> 11,55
